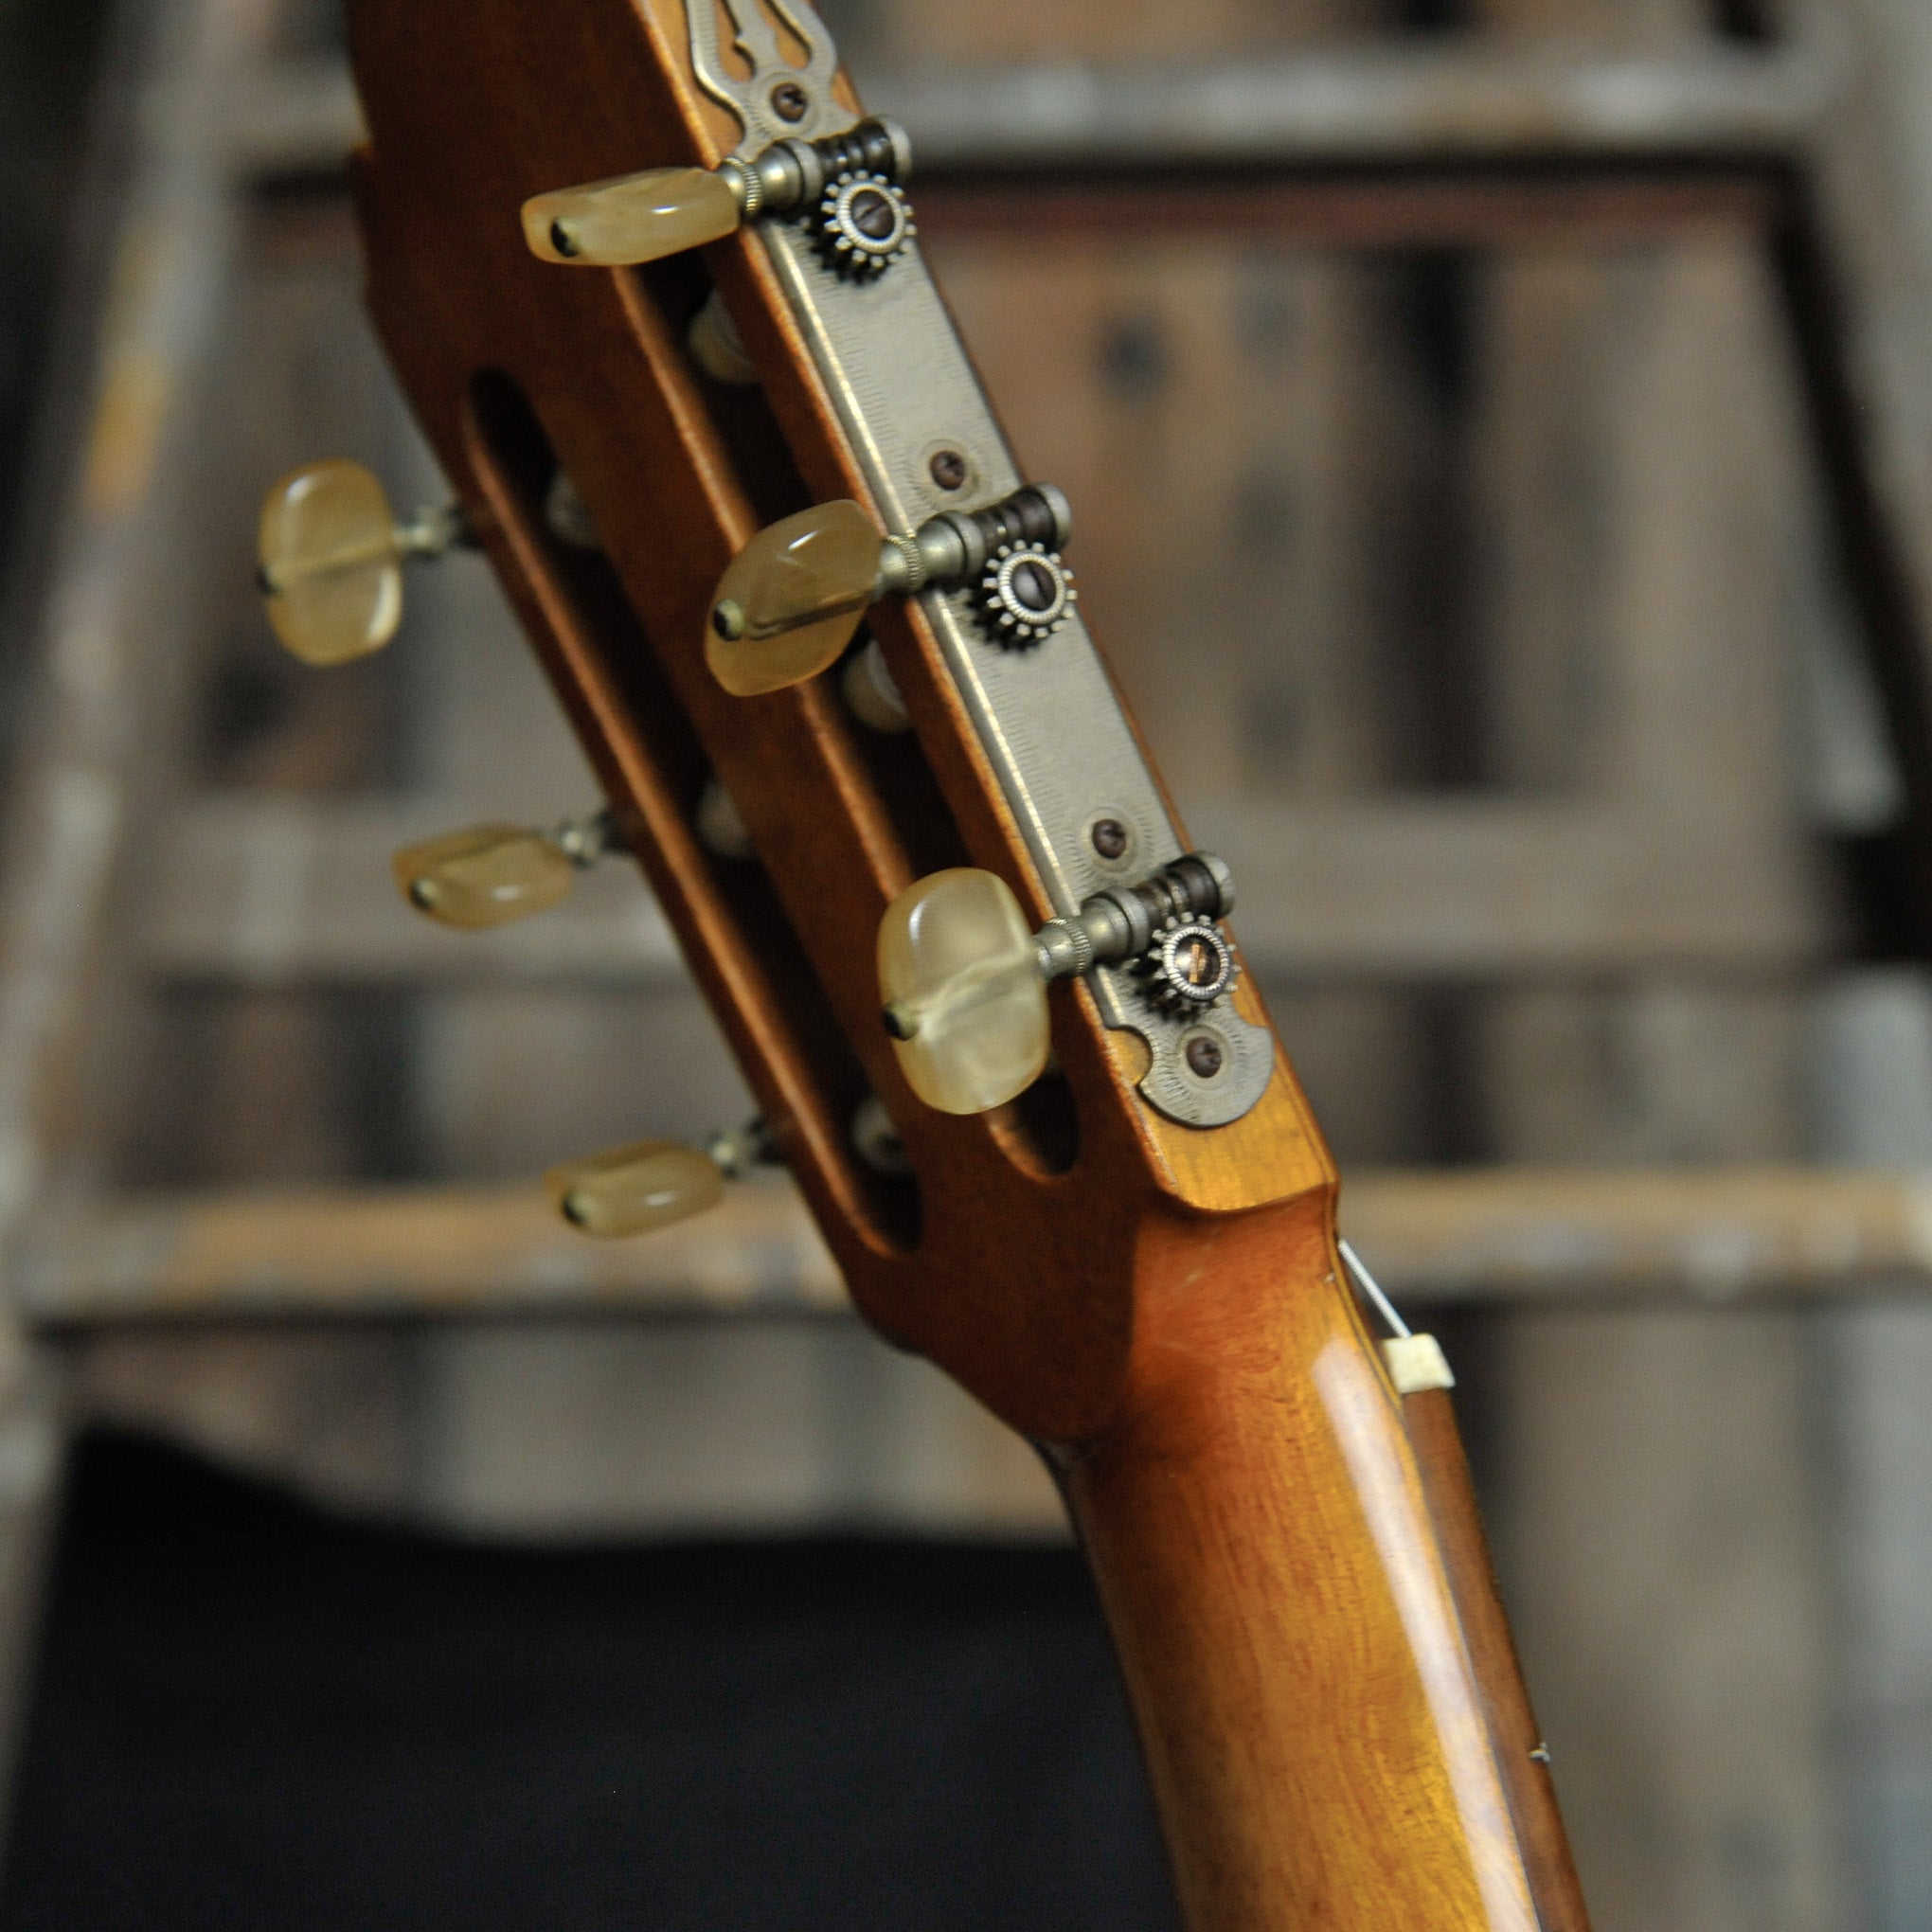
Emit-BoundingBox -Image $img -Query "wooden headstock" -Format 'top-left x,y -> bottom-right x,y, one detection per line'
335,0 -> 1335,1441
279,4 -> 1591,1925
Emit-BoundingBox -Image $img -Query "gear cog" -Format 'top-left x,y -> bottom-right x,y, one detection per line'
976,541 -> 1076,649
815,171 -> 914,281
1140,918 -> 1237,1015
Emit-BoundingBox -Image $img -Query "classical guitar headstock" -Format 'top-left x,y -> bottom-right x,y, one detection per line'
254,0 -> 1341,1437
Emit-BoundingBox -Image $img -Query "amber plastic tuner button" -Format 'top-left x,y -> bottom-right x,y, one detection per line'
522,167 -> 742,267
877,868 -> 1049,1115
546,1140 -> 725,1240
258,459 -> 465,667
707,500 -> 881,696
257,460 -> 407,666
392,825 -> 578,930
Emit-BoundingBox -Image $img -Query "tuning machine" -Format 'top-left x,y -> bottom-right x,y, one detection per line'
877,853 -> 1236,1115
707,484 -> 1074,696
548,1118 -> 776,1239
392,809 -> 622,930
256,459 -> 474,666
522,117 -> 913,275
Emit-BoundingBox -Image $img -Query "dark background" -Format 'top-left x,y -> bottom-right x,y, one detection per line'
0,8 -> 1174,1924
2,1432 -> 1174,1932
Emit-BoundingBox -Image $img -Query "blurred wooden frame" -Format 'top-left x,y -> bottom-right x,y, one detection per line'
9,9 -> 1932,1331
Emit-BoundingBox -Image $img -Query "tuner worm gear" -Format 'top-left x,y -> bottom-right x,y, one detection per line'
976,541 -> 1076,649
815,172 -> 914,280
1140,918 -> 1237,1015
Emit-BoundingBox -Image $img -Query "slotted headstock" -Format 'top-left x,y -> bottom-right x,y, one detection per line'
307,0 -> 1336,1438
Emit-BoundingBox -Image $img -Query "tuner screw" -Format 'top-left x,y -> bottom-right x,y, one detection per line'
1184,1033 -> 1225,1080
816,171 -> 913,281
770,80 -> 810,123
1142,918 -> 1238,1016
977,541 -> 1075,649
928,449 -> 968,492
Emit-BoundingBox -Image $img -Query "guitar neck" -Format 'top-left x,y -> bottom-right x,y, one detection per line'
1057,1196 -> 1561,1930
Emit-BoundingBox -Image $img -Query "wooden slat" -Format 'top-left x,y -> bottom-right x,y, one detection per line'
224,55 -> 363,176
13,1179 -> 843,1323
1188,796 -> 1822,976
919,175 -> 1780,250
882,45 -> 1822,171
223,45 -> 1821,181
18,1167 -> 1932,1324
144,794 -> 686,984
146,793 -> 1823,984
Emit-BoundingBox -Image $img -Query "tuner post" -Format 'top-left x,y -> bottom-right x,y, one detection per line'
1030,853 -> 1236,1000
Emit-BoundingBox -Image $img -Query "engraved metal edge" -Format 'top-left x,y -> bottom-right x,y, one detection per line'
689,0 -> 854,154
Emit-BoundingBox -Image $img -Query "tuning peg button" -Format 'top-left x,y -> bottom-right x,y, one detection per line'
879,869 -> 1050,1115
707,500 -> 881,696
257,459 -> 466,666
524,166 -> 741,267
392,810 -> 619,930
548,1118 -> 774,1239
547,1140 -> 725,1238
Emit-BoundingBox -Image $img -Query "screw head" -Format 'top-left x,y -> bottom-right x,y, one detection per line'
1185,1034 -> 1225,1080
770,80 -> 809,122
711,599 -> 746,641
1090,817 -> 1129,860
1009,559 -> 1057,612
1175,933 -> 1219,991
848,187 -> 897,241
929,449 -> 968,492
549,218 -> 581,259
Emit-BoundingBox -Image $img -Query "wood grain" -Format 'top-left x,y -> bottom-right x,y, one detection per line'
1405,1386 -> 1589,1932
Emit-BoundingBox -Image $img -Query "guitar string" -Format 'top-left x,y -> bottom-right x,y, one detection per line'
1338,1237 -> 1411,1340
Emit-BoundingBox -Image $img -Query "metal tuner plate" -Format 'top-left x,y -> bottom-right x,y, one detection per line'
688,1 -> 1272,1130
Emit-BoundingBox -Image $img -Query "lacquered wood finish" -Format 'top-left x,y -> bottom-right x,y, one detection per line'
1405,1386 -> 1592,1931
341,2 -> 1586,1923
1058,1198 -> 1536,1930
